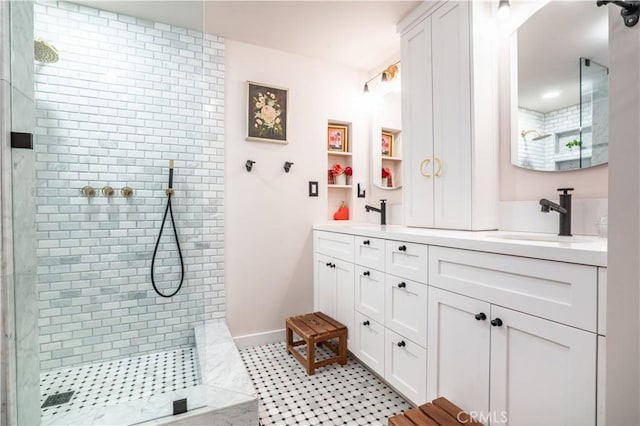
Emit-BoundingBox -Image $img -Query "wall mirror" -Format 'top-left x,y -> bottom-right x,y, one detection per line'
511,1 -> 609,171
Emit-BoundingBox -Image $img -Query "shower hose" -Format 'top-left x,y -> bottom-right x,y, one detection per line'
151,161 -> 184,298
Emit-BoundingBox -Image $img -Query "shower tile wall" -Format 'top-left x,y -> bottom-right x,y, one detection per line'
33,1 -> 225,371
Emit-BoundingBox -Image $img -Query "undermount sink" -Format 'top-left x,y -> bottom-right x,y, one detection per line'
487,233 -> 599,244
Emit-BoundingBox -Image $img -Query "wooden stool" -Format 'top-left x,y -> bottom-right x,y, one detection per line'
388,397 -> 481,426
285,311 -> 347,375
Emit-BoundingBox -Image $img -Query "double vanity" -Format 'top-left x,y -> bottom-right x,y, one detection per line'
313,224 -> 606,425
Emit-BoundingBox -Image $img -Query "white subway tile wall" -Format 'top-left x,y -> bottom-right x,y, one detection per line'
34,1 -> 225,371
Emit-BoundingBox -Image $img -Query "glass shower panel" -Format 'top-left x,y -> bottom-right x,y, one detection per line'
9,0 -> 223,424
580,57 -> 609,168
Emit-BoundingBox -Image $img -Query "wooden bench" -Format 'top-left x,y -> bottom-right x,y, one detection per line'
285,312 -> 347,375
388,397 -> 481,426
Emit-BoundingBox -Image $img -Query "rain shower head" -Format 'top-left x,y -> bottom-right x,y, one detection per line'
521,129 -> 551,141
34,37 -> 58,64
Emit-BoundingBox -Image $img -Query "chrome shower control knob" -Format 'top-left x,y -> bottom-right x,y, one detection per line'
102,186 -> 115,197
121,187 -> 133,198
81,186 -> 96,197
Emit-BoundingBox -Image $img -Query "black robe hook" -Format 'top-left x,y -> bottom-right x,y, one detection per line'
597,0 -> 640,27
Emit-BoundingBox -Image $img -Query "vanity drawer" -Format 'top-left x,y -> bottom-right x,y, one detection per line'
385,275 -> 428,347
355,265 -> 385,323
314,230 -> 354,262
354,236 -> 385,270
385,328 -> 427,405
429,246 -> 598,332
354,311 -> 385,376
385,240 -> 428,283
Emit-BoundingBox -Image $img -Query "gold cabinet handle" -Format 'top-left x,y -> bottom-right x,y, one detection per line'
434,157 -> 442,177
419,158 -> 431,178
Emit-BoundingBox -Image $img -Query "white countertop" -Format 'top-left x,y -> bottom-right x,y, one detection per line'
313,223 -> 607,267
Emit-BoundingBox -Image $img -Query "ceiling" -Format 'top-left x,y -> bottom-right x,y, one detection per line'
74,1 -> 422,73
518,1 -> 609,113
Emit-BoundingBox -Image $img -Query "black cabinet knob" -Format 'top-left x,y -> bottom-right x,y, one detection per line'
398,282 -> 407,289
398,245 -> 407,251
475,313 -> 486,321
397,340 -> 406,347
363,240 -> 370,245
363,271 -> 370,276
325,262 -> 331,267
362,320 -> 370,326
491,318 -> 503,327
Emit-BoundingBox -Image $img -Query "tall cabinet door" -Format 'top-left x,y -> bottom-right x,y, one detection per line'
490,306 -> 597,426
427,287 -> 490,415
402,15 -> 434,228
314,253 -> 334,315
334,259 -> 355,347
431,1 -> 472,230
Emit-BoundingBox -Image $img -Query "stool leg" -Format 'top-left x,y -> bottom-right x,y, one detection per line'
286,324 -> 293,355
307,336 -> 315,375
338,332 -> 347,365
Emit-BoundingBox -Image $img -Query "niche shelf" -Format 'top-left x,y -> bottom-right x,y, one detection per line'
327,120 -> 354,221
379,127 -> 402,190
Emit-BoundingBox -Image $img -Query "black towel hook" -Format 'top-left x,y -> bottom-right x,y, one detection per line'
597,0 -> 640,27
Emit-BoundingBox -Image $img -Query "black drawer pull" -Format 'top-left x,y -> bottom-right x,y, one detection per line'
397,340 -> 406,347
362,320 -> 370,326
398,245 -> 407,252
363,271 -> 370,276
363,240 -> 370,245
325,262 -> 331,267
475,313 -> 486,321
491,318 -> 503,327
398,282 -> 407,289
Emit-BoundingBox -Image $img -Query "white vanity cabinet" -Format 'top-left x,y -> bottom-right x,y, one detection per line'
427,247 -> 599,425
354,311 -> 385,376
313,232 -> 355,349
399,0 -> 497,230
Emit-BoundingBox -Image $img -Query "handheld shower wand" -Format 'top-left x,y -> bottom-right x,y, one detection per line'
151,160 -> 184,298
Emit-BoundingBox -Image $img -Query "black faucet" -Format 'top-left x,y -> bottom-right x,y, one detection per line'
365,199 -> 386,225
539,188 -> 573,236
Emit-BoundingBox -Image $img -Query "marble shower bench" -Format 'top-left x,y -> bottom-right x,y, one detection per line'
42,322 -> 258,426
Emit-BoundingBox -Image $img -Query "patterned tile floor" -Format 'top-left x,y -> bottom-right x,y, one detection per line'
240,341 -> 413,425
40,347 -> 200,419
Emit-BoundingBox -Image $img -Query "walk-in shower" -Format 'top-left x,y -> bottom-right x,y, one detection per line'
3,0 -> 228,424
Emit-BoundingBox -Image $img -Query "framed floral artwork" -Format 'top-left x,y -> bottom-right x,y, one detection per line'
381,131 -> 394,157
247,81 -> 288,144
327,125 -> 348,152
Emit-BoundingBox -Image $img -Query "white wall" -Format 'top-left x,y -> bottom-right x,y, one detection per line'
605,8 -> 640,425
224,40 -> 369,337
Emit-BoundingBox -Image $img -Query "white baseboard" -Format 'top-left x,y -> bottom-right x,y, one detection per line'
233,329 -> 285,349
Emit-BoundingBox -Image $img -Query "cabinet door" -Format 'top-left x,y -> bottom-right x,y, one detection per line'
354,265 -> 385,323
431,1 -> 472,230
385,328 -> 427,405
354,312 -> 385,376
334,259 -> 355,348
314,253 -> 334,315
490,306 -> 597,426
385,276 -> 427,347
427,287 -> 490,416
402,14 -> 434,228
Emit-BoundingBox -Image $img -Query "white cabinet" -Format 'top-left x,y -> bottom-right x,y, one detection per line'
313,253 -> 354,349
400,1 -> 497,230
385,276 -> 427,347
490,306 -> 596,426
354,311 -> 385,376
428,286 -> 597,426
385,328 -> 427,404
354,236 -> 385,270
427,287 -> 490,416
385,240 -> 428,283
354,265 -> 385,323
